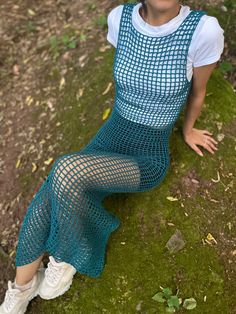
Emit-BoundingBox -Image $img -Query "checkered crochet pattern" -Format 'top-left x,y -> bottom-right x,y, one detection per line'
114,3 -> 206,127
15,3 -> 206,278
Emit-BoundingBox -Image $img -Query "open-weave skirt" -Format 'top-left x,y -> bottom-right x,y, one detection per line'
15,107 -> 172,278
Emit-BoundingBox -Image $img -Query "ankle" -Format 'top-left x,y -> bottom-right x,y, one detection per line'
13,277 -> 34,292
14,276 -> 34,287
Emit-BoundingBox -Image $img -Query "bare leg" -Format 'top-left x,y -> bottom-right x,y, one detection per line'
14,149 -> 167,278
15,253 -> 44,285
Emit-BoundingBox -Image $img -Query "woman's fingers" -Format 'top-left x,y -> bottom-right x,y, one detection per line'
203,135 -> 218,153
185,129 -> 220,157
191,143 -> 204,157
202,130 -> 212,136
202,140 -> 218,154
204,134 -> 218,145
203,141 -> 216,154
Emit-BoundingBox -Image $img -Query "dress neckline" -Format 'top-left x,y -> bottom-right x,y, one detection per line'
131,2 -> 192,38
130,3 -> 195,40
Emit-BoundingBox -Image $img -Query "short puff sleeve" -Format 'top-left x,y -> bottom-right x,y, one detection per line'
193,16 -> 225,67
106,5 -> 123,48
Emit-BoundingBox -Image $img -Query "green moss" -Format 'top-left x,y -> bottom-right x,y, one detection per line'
24,6 -> 236,313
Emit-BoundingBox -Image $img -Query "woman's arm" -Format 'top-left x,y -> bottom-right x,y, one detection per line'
182,62 -> 219,157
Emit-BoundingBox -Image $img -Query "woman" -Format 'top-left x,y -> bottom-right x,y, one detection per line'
0,0 -> 224,313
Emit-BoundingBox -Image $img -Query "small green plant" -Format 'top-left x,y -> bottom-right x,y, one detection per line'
26,21 -> 37,33
79,32 -> 87,42
96,15 -> 107,28
152,286 -> 197,312
86,3 -> 96,11
49,31 -> 78,58
61,34 -> 77,49
219,61 -> 234,73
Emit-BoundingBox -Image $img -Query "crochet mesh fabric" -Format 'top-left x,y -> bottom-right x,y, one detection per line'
15,3 -> 206,278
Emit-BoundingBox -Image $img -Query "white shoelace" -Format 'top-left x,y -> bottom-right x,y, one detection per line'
45,258 -> 65,286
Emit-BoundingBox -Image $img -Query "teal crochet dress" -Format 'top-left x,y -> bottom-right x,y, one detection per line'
15,3 -> 206,278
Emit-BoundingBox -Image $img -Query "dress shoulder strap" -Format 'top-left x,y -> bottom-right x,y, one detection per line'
176,9 -> 207,33
115,3 -> 133,50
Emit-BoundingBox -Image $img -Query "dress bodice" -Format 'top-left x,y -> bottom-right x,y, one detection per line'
113,3 -> 206,129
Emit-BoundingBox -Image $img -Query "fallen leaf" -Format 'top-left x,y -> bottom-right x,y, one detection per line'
102,82 -> 112,95
28,9 -> 36,16
166,196 -> 178,201
102,108 -> 111,120
205,232 -> 217,244
39,139 -> 46,145
26,96 -> 33,106
31,162 -> 37,173
99,45 -> 111,52
44,157 -> 54,166
152,292 -> 165,303
183,298 -> 197,310
211,171 -> 220,183
165,229 -> 186,253
227,222 -> 232,231
13,64 -> 20,75
76,88 -> 84,100
59,77 -> 65,90
216,122 -> 223,131
16,158 -> 21,168
47,100 -> 54,111
216,133 -> 225,141
9,249 -> 16,257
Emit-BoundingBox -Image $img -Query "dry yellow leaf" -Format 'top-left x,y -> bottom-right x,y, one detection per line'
23,57 -> 31,64
31,162 -> 37,173
211,171 -> 220,183
26,95 -> 33,106
59,77 -> 65,90
39,139 -> 46,145
79,88 -> 84,97
99,45 -> 110,52
227,222 -> 232,231
28,9 -> 36,16
16,158 -> 21,168
166,196 -> 178,201
206,232 -> 217,244
44,157 -> 54,166
63,24 -> 71,29
76,88 -> 84,100
102,82 -> 112,95
102,108 -> 111,120
9,249 -> 16,257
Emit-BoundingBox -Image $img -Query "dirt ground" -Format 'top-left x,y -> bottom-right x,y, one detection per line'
0,0 -> 112,298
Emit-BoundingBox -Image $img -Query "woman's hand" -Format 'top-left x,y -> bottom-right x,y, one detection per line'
182,128 -> 218,157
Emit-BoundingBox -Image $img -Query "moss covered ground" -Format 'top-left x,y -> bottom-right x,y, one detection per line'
24,29 -> 236,313
0,1 -> 232,313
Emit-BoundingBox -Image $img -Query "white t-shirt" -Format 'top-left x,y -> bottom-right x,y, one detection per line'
107,3 -> 225,82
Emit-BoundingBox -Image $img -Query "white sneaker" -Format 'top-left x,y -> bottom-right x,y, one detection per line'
0,268 -> 45,314
38,256 -> 77,300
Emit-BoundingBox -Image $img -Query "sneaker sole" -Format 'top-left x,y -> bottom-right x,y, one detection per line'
38,278 -> 73,300
17,289 -> 39,314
